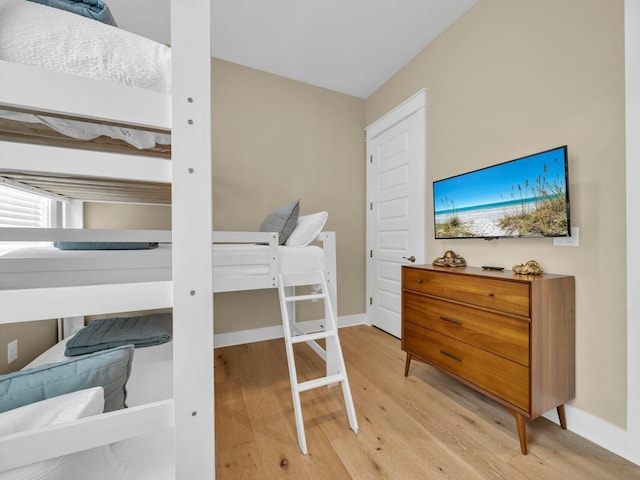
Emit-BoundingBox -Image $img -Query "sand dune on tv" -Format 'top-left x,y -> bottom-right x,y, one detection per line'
435,205 -> 535,238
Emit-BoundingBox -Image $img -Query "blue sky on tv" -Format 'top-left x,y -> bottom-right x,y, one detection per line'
434,147 -> 567,212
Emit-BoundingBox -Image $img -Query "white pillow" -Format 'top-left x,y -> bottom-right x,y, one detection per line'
285,211 -> 329,247
0,387 -> 104,436
0,387 -> 125,480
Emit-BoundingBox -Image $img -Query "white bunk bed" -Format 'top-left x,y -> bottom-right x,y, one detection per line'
0,0 -> 353,474
0,0 -> 214,477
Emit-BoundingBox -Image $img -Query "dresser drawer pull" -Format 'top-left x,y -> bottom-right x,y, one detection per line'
488,292 -> 494,297
439,316 -> 462,326
417,279 -> 423,284
440,350 -> 462,362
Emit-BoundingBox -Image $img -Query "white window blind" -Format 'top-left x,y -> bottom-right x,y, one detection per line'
0,184 -> 52,254
0,185 -> 50,227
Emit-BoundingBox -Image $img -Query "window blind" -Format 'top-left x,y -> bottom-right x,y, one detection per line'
0,185 -> 50,227
0,185 -> 51,254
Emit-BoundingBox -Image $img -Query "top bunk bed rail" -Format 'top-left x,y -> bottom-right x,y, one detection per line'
0,61 -> 171,132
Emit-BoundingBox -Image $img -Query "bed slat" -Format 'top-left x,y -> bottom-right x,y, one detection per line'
0,118 -> 171,158
0,400 -> 174,472
0,228 -> 172,243
1,228 -> 281,243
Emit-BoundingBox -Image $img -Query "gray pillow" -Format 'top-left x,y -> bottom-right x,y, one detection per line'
259,200 -> 300,245
0,345 -> 133,413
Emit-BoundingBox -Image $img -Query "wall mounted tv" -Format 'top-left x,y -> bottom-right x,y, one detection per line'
433,146 -> 571,240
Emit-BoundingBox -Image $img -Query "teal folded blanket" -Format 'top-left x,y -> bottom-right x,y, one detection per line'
27,0 -> 118,26
54,241 -> 159,250
65,314 -> 172,357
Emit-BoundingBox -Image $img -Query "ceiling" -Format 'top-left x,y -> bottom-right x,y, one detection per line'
107,0 -> 478,99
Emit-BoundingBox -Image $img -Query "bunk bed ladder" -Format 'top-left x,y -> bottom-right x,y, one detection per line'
277,271 -> 359,454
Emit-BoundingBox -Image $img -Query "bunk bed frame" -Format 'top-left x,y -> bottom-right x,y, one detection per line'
0,229 -> 337,321
0,0 -> 215,477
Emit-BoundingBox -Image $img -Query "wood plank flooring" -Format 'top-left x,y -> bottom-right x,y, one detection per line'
214,325 -> 640,479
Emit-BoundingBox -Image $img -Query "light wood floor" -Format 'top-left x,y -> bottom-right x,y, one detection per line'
214,325 -> 640,479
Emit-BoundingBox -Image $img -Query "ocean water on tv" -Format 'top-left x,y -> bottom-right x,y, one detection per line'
435,196 -> 549,216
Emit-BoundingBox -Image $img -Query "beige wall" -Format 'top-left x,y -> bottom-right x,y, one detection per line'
211,59 -> 366,332
84,203 -> 172,229
87,59 -> 367,334
366,0 -> 626,427
0,320 -> 57,374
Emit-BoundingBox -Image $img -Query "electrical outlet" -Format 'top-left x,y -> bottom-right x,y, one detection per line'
7,339 -> 18,364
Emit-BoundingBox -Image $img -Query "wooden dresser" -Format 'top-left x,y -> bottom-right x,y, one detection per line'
401,265 -> 575,454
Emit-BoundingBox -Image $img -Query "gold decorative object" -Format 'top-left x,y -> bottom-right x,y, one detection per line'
512,260 -> 544,275
432,250 -> 467,267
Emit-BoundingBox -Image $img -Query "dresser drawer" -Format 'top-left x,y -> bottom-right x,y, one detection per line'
403,322 -> 530,411
403,268 -> 530,317
403,292 -> 530,366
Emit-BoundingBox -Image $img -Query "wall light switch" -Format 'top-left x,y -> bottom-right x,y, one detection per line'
554,227 -> 579,247
7,339 -> 18,364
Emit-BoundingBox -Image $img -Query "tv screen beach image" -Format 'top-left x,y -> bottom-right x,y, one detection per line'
433,147 -> 570,239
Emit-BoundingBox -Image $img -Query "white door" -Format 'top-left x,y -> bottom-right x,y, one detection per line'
366,90 -> 426,338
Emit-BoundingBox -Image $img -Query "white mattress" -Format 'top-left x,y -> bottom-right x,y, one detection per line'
0,0 -> 172,149
0,243 -> 326,290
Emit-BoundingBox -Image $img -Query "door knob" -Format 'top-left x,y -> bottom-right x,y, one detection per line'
402,256 -> 416,263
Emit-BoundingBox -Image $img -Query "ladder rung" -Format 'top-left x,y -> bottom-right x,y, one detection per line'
298,374 -> 345,392
285,293 -> 326,302
289,330 -> 335,344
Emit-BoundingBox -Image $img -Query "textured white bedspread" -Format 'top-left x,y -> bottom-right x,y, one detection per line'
0,0 -> 171,92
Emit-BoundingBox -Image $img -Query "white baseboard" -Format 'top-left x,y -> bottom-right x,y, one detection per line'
213,313 -> 367,349
544,404 -> 636,465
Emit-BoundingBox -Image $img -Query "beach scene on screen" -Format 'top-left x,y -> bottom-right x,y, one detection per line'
434,148 -> 569,238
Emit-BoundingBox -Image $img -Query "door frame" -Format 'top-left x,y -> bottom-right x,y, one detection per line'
625,0 -> 639,465
365,89 -> 427,329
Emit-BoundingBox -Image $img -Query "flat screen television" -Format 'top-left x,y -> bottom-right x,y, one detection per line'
433,146 -> 571,239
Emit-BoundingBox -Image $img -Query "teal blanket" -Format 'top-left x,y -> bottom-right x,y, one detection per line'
27,0 -> 118,26
65,314 -> 172,357
54,241 -> 158,250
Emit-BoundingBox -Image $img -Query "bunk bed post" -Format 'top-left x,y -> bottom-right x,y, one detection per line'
61,199 -> 84,339
171,0 -> 214,478
321,232 -> 339,377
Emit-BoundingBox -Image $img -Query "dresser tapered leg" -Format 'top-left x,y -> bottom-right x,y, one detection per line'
514,412 -> 528,455
404,353 -> 412,377
505,407 -> 528,455
557,404 -> 567,429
